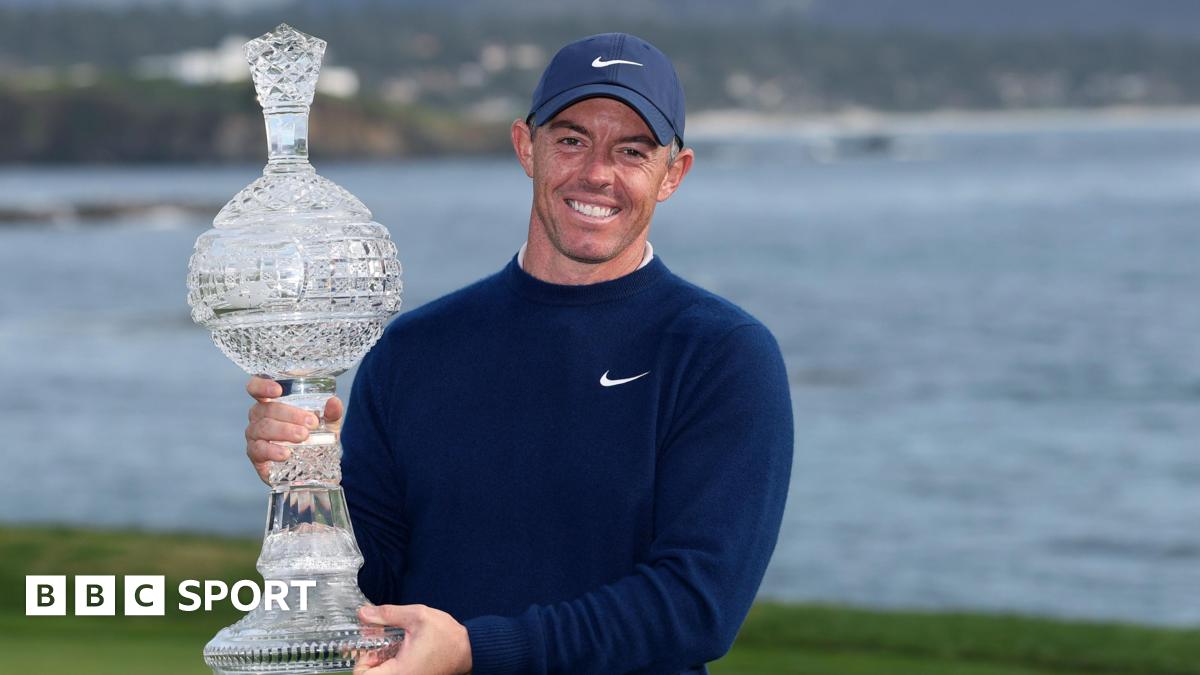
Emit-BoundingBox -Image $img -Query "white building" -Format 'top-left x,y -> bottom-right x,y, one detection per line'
136,34 -> 360,98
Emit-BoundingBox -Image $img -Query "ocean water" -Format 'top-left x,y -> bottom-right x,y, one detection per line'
3,121 -> 1200,626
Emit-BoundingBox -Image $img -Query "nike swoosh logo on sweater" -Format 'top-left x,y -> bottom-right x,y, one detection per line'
600,370 -> 650,387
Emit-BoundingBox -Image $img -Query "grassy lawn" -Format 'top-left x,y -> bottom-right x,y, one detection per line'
2,525 -> 1198,674
714,603 -> 1200,675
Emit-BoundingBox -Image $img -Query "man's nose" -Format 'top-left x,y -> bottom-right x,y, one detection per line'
579,148 -> 614,188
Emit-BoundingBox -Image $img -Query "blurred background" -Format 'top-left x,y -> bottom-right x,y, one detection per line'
3,1 -> 1200,669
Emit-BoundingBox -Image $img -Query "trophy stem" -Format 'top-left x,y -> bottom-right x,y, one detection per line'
264,109 -> 311,169
271,377 -> 341,489
259,487 -> 362,576
277,377 -> 336,413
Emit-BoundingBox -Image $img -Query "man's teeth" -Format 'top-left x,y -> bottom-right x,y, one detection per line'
567,200 -> 618,218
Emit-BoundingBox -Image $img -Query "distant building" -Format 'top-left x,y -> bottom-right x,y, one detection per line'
136,34 -> 360,98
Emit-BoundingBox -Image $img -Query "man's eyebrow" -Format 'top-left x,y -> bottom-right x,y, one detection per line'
548,120 -> 590,136
616,134 -> 657,147
547,120 -> 656,147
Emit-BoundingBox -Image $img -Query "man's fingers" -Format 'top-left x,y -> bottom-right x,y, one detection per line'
250,401 -> 320,428
357,657 -> 404,675
247,417 -> 311,444
246,375 -> 282,401
246,440 -> 285,486
351,651 -> 384,675
358,604 -> 424,628
247,439 -> 290,464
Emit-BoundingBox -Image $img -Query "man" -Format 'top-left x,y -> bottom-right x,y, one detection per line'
244,33 -> 793,675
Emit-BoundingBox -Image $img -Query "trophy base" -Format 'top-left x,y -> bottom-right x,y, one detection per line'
203,488 -> 404,674
202,575 -> 403,674
204,625 -> 403,675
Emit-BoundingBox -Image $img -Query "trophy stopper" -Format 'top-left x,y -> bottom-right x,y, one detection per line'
245,23 -> 327,112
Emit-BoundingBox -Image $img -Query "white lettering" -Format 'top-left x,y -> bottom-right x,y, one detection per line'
230,580 -> 261,612
293,580 -> 316,611
28,576 -> 317,614
263,580 -> 289,611
177,580 -> 201,611
203,580 -> 228,612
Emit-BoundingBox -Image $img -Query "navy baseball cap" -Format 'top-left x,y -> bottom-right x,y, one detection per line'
528,33 -> 685,147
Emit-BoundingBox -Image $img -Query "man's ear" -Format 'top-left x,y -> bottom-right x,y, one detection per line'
512,119 -> 535,178
656,147 -> 695,202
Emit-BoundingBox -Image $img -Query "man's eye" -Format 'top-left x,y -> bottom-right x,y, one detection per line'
559,137 -> 582,146
621,148 -> 646,158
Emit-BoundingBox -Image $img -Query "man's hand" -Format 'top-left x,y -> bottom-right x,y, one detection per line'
244,375 -> 344,484
353,604 -> 473,675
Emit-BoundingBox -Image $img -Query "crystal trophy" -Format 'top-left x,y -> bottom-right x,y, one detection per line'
186,24 -> 404,673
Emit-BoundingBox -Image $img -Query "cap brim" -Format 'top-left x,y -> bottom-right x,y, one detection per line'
529,84 -> 677,146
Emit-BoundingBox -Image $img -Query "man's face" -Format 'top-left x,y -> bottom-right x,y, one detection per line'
513,97 -> 692,266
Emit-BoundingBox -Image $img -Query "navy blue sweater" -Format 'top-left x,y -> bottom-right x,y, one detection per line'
340,255 -> 793,675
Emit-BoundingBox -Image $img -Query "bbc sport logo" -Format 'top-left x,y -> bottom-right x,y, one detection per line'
26,575 -> 315,616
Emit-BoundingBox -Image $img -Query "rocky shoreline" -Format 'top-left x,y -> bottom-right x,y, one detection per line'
0,199 -> 221,224
0,83 -> 512,164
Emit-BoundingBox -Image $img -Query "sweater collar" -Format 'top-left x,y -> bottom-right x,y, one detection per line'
503,252 -> 669,306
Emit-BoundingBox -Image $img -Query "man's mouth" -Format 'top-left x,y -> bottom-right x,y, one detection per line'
566,199 -> 620,218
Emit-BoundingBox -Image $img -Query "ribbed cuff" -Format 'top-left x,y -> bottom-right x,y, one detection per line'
464,614 -> 534,674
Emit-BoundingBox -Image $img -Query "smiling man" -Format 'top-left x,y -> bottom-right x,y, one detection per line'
244,33 -> 793,675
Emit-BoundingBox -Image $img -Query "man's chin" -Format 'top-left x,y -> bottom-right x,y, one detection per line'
549,238 -> 618,265
543,224 -> 645,267
560,250 -> 613,265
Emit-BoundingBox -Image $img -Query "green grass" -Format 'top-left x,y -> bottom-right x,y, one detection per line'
2,524 -> 1198,674
715,603 -> 1200,675
715,647 -> 1095,675
1,525 -> 257,674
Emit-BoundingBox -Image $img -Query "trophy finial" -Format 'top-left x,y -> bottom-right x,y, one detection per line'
244,23 -> 327,111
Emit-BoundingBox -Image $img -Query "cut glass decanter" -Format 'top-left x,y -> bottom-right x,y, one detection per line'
186,24 -> 403,674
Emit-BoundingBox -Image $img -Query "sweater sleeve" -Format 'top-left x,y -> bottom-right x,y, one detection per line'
464,323 -> 794,674
341,342 -> 409,605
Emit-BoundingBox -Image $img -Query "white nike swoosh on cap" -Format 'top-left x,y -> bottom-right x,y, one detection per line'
600,370 -> 650,387
592,57 -> 643,68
